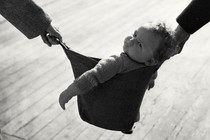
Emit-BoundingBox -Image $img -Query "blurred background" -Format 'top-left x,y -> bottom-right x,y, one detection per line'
1,0 -> 210,139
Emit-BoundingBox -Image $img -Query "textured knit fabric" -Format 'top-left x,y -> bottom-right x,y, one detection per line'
69,53 -> 145,95
176,0 -> 210,34
0,0 -> 51,39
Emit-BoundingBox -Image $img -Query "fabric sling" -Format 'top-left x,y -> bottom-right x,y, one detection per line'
60,42 -> 160,132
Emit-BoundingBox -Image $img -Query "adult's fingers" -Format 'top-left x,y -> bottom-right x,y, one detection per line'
41,33 -> 51,46
47,35 -> 60,45
47,25 -> 63,43
52,27 -> 63,42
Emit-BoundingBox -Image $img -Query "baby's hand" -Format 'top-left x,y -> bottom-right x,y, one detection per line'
148,80 -> 155,90
59,89 -> 73,110
148,72 -> 158,90
59,83 -> 83,109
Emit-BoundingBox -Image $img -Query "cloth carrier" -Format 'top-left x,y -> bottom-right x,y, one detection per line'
60,41 -> 160,133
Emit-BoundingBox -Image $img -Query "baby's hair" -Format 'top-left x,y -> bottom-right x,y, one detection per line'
149,22 -> 177,64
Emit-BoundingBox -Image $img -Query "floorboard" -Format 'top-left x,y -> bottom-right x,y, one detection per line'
1,0 -> 210,140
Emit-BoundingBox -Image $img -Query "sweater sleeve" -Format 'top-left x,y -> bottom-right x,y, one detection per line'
72,55 -> 123,95
0,0 -> 51,39
176,0 -> 210,34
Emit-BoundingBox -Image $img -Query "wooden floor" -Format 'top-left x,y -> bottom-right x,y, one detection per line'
1,0 -> 210,139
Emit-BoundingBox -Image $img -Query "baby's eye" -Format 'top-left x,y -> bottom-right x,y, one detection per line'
138,41 -> 142,48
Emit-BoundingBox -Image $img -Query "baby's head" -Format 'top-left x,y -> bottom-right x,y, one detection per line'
123,22 -> 177,66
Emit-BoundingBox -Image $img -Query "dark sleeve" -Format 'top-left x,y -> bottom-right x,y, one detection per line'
176,0 -> 210,34
0,0 -> 51,39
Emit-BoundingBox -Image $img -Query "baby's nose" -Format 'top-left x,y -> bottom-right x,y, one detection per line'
126,36 -> 132,40
124,36 -> 132,43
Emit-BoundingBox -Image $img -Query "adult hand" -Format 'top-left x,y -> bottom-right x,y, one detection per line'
174,25 -> 190,53
41,24 -> 62,46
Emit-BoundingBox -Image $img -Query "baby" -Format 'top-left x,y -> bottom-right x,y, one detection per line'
59,22 -> 177,110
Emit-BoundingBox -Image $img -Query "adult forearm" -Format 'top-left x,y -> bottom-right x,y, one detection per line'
176,0 -> 210,34
0,0 -> 52,39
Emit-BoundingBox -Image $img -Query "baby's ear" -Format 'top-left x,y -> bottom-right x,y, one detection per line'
145,58 -> 159,66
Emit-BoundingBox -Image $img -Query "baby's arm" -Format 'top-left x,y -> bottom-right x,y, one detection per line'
59,55 -> 123,110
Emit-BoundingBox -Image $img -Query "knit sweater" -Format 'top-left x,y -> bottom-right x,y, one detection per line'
0,0 -> 51,39
176,0 -> 210,34
67,52 -> 146,96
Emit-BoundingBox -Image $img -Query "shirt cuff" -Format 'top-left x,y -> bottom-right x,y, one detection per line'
74,75 -> 95,95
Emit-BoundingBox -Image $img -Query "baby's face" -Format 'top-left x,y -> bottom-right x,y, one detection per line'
123,25 -> 161,63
